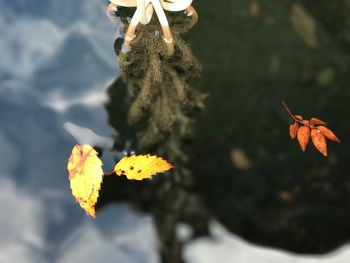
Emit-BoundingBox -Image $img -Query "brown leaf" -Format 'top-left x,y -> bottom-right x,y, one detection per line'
249,1 -> 260,18
297,126 -> 310,151
294,115 -> 303,120
279,191 -> 294,204
309,117 -> 326,125
289,122 -> 299,139
317,126 -> 340,143
311,128 -> 327,156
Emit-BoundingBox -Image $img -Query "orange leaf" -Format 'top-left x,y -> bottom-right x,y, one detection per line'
317,126 -> 340,143
309,117 -> 326,125
289,122 -> 299,139
301,120 -> 309,126
311,128 -> 327,156
294,115 -> 303,120
67,144 -> 103,217
297,126 -> 310,151
114,154 -> 173,180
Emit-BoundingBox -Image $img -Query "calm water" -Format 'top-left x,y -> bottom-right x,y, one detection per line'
1,0 -> 350,262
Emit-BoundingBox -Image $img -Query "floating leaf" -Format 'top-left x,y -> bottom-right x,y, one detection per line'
297,125 -> 310,151
114,154 -> 173,180
249,0 -> 260,18
283,101 -> 340,157
317,68 -> 335,87
67,144 -> 103,217
309,117 -> 326,125
301,120 -> 309,126
279,191 -> 294,204
230,148 -> 253,170
317,126 -> 340,143
294,115 -> 303,120
311,128 -> 327,156
291,4 -> 318,48
289,122 -> 299,139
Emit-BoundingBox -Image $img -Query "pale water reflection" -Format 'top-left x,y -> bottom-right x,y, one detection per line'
0,1 -> 158,262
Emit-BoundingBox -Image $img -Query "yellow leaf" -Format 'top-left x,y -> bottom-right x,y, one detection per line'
114,154 -> 173,180
67,144 -> 103,217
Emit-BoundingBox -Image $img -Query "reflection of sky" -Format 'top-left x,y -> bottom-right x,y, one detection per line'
1,0 -> 350,262
0,0 -> 158,262
184,222 -> 350,263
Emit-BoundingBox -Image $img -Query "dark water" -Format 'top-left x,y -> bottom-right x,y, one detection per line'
190,0 -> 350,254
1,0 -> 350,262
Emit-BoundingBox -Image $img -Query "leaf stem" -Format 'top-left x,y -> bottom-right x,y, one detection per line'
282,101 -> 304,125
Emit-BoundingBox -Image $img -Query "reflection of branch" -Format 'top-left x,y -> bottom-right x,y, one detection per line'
112,11 -> 207,262
128,68 -> 153,123
167,65 -> 186,101
118,14 -> 205,143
